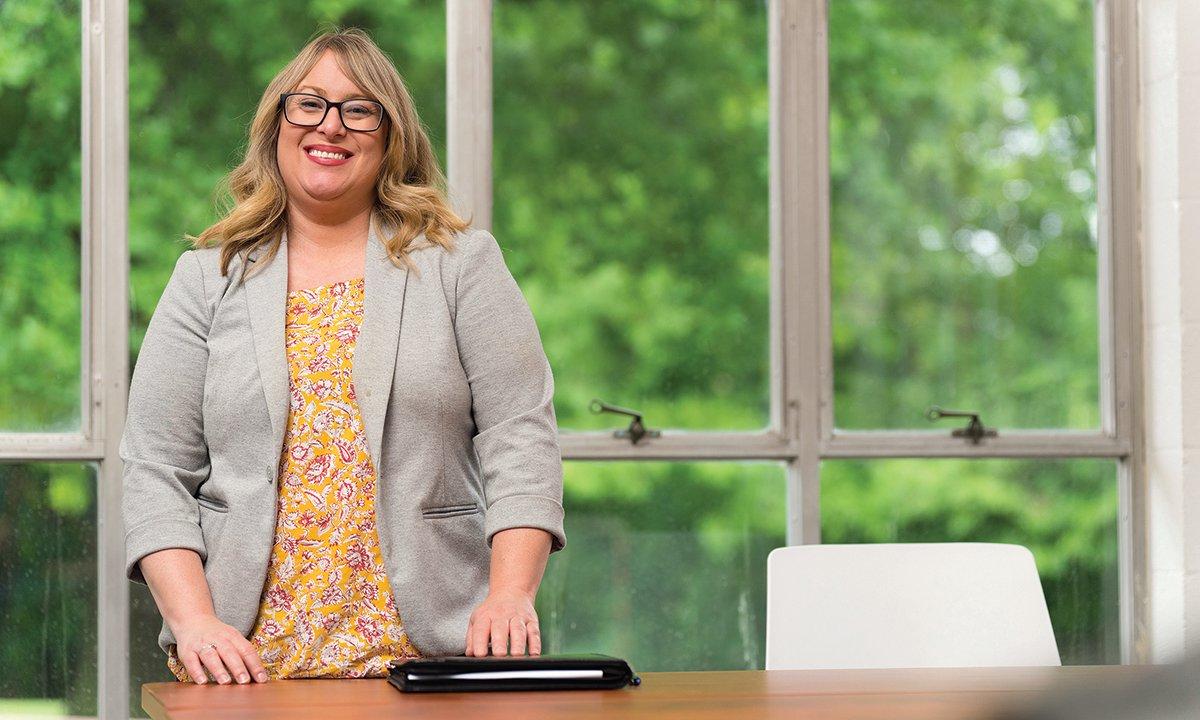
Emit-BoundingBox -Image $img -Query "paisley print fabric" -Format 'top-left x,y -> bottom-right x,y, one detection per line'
167,276 -> 420,681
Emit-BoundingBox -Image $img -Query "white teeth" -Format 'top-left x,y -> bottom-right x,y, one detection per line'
307,149 -> 348,160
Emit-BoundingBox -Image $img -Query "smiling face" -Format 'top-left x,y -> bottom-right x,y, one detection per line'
276,49 -> 388,217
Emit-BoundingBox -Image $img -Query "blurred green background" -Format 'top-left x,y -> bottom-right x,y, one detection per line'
0,0 -> 1113,716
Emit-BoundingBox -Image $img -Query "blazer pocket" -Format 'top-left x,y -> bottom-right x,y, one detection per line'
421,503 -> 481,519
196,494 -> 230,513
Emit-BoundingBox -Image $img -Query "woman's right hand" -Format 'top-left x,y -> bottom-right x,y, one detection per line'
173,613 -> 269,684
137,549 -> 264,684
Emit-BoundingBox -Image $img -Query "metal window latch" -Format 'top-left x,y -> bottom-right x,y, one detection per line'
589,399 -> 662,445
925,406 -> 998,444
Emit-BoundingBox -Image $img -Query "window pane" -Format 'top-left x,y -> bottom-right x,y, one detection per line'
821,458 -> 1119,664
129,581 -> 173,715
0,463 -> 97,718
829,0 -> 1099,429
0,1 -> 82,431
537,461 -> 785,670
494,1 -> 771,432
127,0 -> 446,354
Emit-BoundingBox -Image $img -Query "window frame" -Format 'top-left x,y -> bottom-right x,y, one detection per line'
469,0 -> 1146,662
89,1 -> 131,718
800,0 -> 1145,666
0,0 -> 1143,717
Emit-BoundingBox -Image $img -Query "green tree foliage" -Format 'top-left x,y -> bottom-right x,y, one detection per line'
494,0 -> 772,433
0,0 -> 1116,713
829,0 -> 1099,431
493,0 -> 1115,671
0,464 -> 96,715
820,0 -> 1116,666
0,0 -> 81,431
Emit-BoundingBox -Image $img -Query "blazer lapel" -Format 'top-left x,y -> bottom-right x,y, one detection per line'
354,215 -> 411,473
243,214 -> 412,475
244,232 -> 289,466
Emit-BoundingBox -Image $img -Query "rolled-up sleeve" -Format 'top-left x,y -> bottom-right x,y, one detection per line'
453,228 -> 566,552
121,249 -> 212,584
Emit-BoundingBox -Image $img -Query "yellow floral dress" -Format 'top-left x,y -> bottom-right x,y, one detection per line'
167,276 -> 421,681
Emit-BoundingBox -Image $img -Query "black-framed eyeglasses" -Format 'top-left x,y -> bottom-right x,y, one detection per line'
277,92 -> 386,132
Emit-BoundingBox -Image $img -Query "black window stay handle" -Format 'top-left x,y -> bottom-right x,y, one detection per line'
590,399 -> 662,445
925,406 -> 998,445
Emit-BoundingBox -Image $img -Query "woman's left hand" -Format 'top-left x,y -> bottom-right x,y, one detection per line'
465,587 -> 541,656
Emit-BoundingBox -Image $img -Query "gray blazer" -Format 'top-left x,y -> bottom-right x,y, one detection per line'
120,215 -> 566,659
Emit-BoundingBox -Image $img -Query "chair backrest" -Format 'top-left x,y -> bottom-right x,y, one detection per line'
765,542 -> 1061,670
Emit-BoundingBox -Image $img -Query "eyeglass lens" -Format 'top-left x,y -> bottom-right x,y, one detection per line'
284,95 -> 383,131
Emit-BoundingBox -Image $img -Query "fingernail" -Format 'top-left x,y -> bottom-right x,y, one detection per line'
238,674 -> 249,683
196,677 -> 207,685
220,675 -> 231,683
256,672 -> 269,682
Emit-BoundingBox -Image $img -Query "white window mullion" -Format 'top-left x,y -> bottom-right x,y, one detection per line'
559,431 -> 795,461
447,0 -> 493,230
771,0 -> 827,545
84,0 -> 130,717
1094,0 -> 1147,664
823,430 -> 1128,459
0,434 -> 102,459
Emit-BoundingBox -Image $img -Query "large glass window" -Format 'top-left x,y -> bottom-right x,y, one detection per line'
0,463 -> 97,719
0,0 -> 83,431
2,1 -> 1133,711
822,458 -> 1119,665
538,461 -> 786,671
821,0 -> 1116,665
493,1 -> 771,432
828,0 -> 1099,430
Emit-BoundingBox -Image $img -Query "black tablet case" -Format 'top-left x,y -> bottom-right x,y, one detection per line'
387,653 -> 641,693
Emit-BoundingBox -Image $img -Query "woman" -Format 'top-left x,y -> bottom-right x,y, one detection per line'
120,27 -> 565,685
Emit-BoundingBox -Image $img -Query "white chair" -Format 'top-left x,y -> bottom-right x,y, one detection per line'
765,542 -> 1061,670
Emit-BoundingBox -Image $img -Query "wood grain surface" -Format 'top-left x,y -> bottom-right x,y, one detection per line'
142,666 -> 1146,720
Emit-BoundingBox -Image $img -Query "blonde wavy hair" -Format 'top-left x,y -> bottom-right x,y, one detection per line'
186,26 -> 471,281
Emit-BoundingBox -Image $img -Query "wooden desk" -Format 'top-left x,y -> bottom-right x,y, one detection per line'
143,665 -> 1144,720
